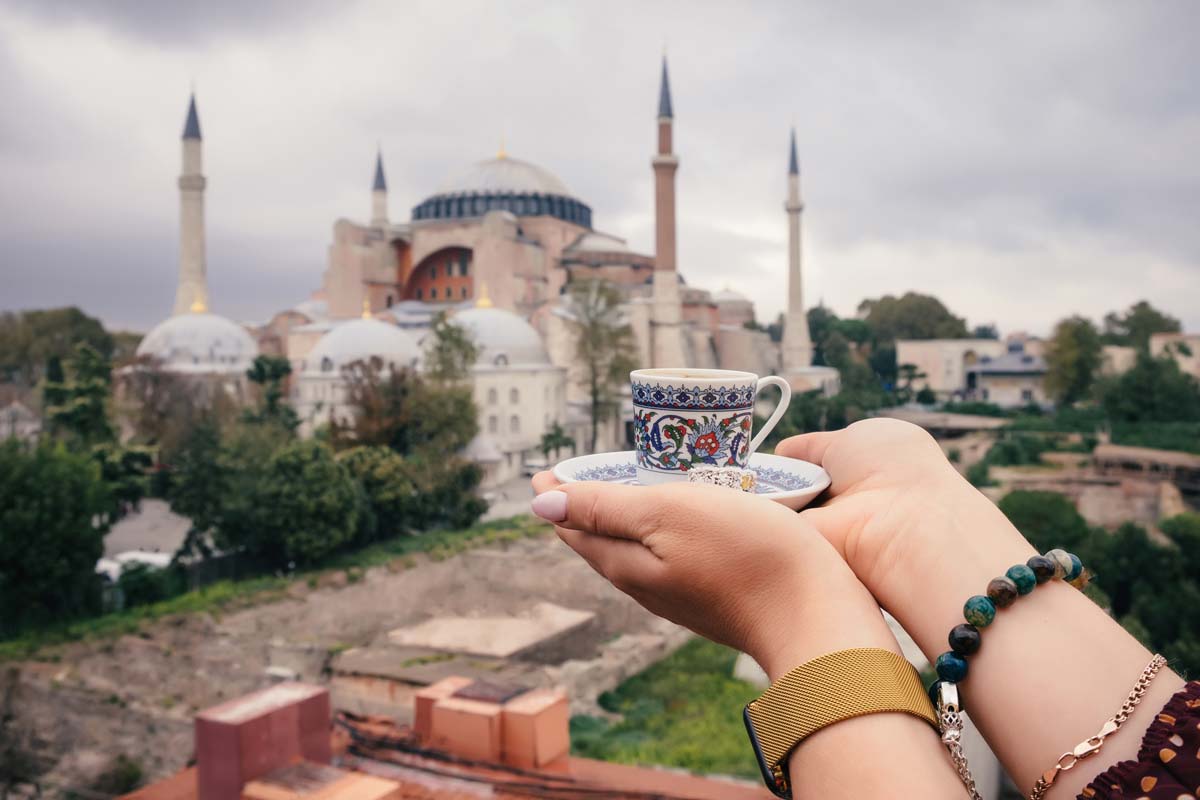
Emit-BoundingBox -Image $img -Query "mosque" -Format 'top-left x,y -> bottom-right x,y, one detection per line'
136,60 -> 837,487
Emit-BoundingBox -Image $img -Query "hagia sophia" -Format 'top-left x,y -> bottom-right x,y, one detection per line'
134,59 -> 837,487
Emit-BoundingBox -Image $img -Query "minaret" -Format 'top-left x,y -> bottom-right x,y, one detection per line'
371,148 -> 389,228
650,56 -> 686,368
173,93 -> 209,316
780,127 -> 813,371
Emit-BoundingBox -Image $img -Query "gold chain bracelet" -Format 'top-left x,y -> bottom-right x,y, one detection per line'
1029,653 -> 1167,800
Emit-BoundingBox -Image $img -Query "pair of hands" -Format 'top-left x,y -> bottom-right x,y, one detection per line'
531,418 -> 981,679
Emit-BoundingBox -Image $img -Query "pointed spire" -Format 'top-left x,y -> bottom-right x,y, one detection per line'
373,148 -> 387,192
361,297 -> 372,319
182,93 -> 202,140
475,281 -> 493,308
657,56 -> 673,119
788,127 -> 799,175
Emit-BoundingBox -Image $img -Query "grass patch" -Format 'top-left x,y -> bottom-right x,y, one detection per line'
0,515 -> 549,662
570,638 -> 761,779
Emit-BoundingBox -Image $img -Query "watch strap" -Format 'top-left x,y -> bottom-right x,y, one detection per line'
744,647 -> 937,797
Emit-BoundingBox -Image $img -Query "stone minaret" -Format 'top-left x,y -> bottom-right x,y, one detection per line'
173,93 -> 209,315
650,56 -> 686,368
371,148 -> 389,228
780,127 -> 813,371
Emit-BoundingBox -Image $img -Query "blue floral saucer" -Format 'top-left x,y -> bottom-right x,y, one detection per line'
551,451 -> 831,510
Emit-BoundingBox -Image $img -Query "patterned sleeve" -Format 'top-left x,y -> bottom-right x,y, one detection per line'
1080,680 -> 1200,800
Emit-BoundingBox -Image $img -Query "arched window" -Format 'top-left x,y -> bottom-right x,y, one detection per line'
510,415 -> 520,433
430,287 -> 438,299
487,387 -> 498,404
459,253 -> 469,275
472,196 -> 483,215
461,287 -> 468,298
494,354 -> 509,367
386,294 -> 393,308
488,415 -> 498,433
431,264 -> 437,279
509,388 -> 519,404
321,357 -> 333,372
416,288 -> 423,300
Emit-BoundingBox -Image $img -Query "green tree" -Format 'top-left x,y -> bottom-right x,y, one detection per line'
539,421 -> 576,461
857,293 -> 969,342
216,438 -> 365,567
997,490 -> 1090,553
972,324 -> 1000,340
244,355 -> 299,432
0,441 -> 111,635
44,343 -> 115,446
1098,351 -> 1200,423
1043,316 -> 1102,406
0,307 -> 114,386
424,311 -> 480,384
566,280 -> 636,452
336,362 -> 477,456
1101,300 -> 1181,351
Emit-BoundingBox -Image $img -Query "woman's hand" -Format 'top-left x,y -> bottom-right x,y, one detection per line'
529,473 -> 900,680
776,417 -> 1035,614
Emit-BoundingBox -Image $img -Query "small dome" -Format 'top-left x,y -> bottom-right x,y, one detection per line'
565,231 -> 632,254
448,306 -> 549,367
136,312 -> 258,374
306,318 -> 421,375
714,287 -> 750,303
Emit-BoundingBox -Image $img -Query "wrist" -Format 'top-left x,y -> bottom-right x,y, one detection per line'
753,562 -> 903,682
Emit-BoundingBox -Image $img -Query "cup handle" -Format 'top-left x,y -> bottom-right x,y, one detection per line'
748,376 -> 792,455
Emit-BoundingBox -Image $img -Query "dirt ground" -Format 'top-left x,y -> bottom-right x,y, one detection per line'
2,530 -> 684,796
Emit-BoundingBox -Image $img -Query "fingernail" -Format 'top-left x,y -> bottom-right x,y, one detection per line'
531,490 -> 568,522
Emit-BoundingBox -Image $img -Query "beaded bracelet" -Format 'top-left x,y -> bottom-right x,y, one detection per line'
927,549 -> 1090,800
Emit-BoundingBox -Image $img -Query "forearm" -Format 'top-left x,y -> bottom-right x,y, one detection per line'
876,470 -> 1185,796
759,567 -> 968,799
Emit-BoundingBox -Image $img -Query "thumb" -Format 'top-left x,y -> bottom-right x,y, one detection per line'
531,481 -> 662,542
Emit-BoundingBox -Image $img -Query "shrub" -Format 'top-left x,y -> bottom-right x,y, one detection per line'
997,490 -> 1089,553
117,563 -> 184,609
337,446 -> 419,540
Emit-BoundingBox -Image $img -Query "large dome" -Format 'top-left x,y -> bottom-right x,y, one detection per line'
448,306 -> 550,368
306,318 -> 421,375
413,155 -> 592,229
136,312 -> 258,374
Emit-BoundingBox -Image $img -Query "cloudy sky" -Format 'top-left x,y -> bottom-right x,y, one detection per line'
1,1 -> 1197,335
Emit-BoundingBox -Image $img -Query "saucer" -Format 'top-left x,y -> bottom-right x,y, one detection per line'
551,451 -> 830,510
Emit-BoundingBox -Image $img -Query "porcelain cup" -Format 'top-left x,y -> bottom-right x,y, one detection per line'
630,368 -> 792,485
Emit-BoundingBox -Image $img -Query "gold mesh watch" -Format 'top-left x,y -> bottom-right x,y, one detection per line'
743,647 -> 937,798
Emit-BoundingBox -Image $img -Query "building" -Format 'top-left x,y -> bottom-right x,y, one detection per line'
965,341 -> 1048,408
124,680 -> 767,800
895,338 -> 1008,399
0,400 -> 40,441
131,93 -> 259,402
143,58 -> 830,469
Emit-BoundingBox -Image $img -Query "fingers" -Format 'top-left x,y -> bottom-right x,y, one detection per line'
775,430 -> 839,466
531,471 -> 561,494
531,481 -> 663,542
555,527 -> 665,591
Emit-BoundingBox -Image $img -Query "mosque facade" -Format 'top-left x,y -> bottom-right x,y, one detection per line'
137,60 -> 836,488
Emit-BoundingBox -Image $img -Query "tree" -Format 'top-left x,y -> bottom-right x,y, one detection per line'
335,362 -> 477,456
1097,351 -> 1200,423
0,440 -> 111,635
0,307 -> 114,386
244,355 -> 299,432
996,490 -> 1090,553
44,343 -> 115,446
857,292 -> 969,342
1043,316 -> 1102,406
424,311 -> 480,384
215,438 -> 365,567
167,416 -> 227,558
972,324 -> 999,340
540,422 -> 576,461
1101,300 -> 1181,351
565,280 -> 636,452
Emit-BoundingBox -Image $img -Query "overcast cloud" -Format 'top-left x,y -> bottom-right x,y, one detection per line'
1,0 -> 1197,334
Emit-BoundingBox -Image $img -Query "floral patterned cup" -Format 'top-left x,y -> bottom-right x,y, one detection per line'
630,368 -> 792,485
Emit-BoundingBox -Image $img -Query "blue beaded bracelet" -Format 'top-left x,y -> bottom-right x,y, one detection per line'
928,548 -> 1089,707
